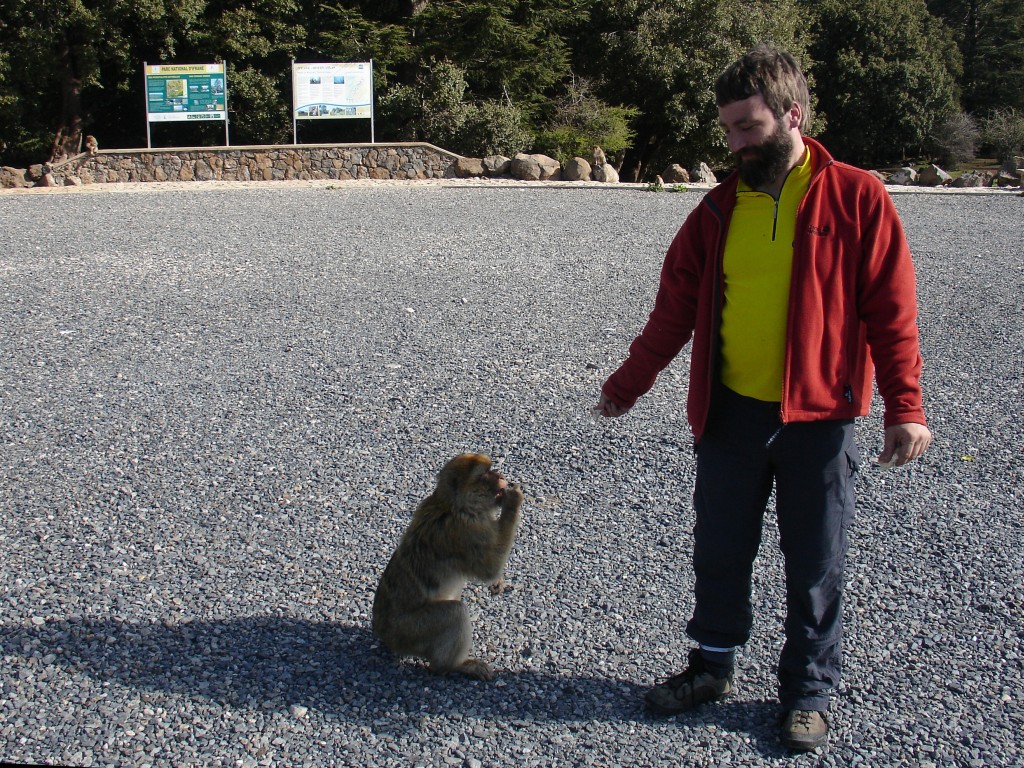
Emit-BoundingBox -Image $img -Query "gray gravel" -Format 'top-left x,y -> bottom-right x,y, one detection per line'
1,182 -> 1021,767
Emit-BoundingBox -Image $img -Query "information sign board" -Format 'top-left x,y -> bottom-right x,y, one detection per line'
146,63 -> 227,123
292,62 -> 373,120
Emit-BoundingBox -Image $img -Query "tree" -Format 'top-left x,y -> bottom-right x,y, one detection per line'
181,0 -> 306,145
801,0 -> 961,166
575,0 -> 807,181
0,0 -> 115,162
928,0 -> 1024,115
0,0 -> 207,165
370,0 -> 591,153
0,0 -> 987,174
411,0 -> 580,116
312,4 -> 414,86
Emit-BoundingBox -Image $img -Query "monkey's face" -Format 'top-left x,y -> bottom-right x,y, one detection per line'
483,466 -> 509,502
439,453 -> 508,511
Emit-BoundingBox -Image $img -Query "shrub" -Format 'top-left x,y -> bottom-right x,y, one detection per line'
375,83 -> 420,142
981,108 -> 1024,163
459,100 -> 533,158
418,60 -> 471,150
532,76 -> 636,167
378,61 -> 533,157
930,112 -> 979,167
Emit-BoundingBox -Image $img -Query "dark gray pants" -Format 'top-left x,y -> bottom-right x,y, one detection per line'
685,385 -> 859,712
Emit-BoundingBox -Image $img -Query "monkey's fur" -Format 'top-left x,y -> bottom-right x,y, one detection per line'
372,453 -> 523,680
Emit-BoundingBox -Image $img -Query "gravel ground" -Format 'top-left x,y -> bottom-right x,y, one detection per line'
1,181 -> 1021,767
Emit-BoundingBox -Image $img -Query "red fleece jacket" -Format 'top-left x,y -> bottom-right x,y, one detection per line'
602,137 -> 927,442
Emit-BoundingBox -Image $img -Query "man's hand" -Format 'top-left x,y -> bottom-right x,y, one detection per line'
878,423 -> 932,467
593,393 -> 630,418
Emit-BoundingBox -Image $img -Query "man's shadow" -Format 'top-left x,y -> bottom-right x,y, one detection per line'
3,616 -> 789,756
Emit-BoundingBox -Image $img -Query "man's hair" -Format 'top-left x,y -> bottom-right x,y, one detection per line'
715,44 -> 812,132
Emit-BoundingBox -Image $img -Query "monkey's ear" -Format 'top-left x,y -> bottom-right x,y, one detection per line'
435,463 -> 462,498
443,466 -> 461,495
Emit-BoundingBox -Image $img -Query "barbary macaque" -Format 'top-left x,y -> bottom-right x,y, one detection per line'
372,453 -> 523,680
84,135 -> 98,155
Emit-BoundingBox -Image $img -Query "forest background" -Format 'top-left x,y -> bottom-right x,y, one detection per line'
1,0 -> 1022,182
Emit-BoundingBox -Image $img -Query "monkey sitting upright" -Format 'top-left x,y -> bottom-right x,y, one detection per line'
372,453 -> 524,681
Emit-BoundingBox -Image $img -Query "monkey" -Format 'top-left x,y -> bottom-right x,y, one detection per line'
372,453 -> 523,681
592,145 -> 607,168
84,135 -> 98,155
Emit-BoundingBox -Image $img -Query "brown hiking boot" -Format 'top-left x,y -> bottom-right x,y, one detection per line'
782,709 -> 829,751
644,648 -> 734,715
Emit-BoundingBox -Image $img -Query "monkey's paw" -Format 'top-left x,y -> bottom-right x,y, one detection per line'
457,658 -> 496,681
502,482 -> 524,510
489,578 -> 510,595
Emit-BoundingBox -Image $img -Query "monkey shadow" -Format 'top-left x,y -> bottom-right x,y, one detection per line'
4,616 -> 662,725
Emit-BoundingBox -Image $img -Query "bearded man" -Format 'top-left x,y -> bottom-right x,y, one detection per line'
593,45 -> 931,750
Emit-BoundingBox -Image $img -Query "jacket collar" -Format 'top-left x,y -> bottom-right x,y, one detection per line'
705,135 -> 835,218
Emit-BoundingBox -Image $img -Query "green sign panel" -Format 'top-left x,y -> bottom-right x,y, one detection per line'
145,63 -> 227,122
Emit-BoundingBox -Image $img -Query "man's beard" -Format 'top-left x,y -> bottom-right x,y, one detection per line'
736,121 -> 794,190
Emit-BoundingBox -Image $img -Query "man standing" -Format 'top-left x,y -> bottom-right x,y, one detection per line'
594,45 -> 931,750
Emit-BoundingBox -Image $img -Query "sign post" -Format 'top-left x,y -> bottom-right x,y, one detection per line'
291,61 -> 374,143
144,62 -> 229,147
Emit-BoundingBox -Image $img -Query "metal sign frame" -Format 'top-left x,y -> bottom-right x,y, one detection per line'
144,61 -> 230,148
291,60 -> 374,144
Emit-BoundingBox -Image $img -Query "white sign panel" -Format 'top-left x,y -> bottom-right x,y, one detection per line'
292,62 -> 373,120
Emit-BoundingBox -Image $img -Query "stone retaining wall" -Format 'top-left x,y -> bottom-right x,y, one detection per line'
43,143 -> 460,186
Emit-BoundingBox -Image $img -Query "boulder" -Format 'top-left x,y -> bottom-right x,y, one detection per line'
951,171 -> 994,188
0,166 -> 31,188
996,158 -> 1022,186
453,157 -> 486,178
511,153 -> 561,181
533,153 -> 561,180
690,162 -> 717,185
996,168 -> 1022,186
482,155 -> 511,176
511,153 -> 541,181
563,157 -> 592,181
662,164 -> 689,184
887,167 -> 918,185
918,164 -> 952,186
592,163 -> 619,183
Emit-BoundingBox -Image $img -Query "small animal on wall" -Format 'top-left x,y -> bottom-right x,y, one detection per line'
372,453 -> 524,680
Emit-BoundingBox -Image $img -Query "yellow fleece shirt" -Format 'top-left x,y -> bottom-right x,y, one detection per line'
720,148 -> 812,401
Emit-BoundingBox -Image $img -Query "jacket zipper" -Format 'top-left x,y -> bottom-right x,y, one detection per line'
770,161 -> 801,241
